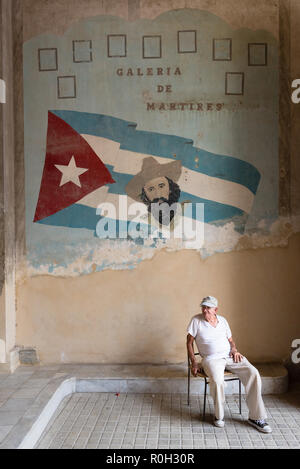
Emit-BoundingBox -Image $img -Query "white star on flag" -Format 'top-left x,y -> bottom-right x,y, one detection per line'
55,156 -> 88,187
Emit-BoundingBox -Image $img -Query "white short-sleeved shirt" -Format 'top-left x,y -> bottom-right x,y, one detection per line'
187,314 -> 232,360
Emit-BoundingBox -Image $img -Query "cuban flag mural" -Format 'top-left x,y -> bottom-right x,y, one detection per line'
34,110 -> 260,237
24,8 -> 278,273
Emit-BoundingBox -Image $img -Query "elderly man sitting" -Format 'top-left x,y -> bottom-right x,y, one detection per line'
186,296 -> 272,432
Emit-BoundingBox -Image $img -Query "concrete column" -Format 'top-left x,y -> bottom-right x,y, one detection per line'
279,0 -> 291,217
0,0 -> 18,371
290,0 -> 300,216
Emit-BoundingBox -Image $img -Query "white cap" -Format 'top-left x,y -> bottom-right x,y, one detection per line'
201,296 -> 218,308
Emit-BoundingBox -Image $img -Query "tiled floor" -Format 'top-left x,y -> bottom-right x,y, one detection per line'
35,392 -> 300,449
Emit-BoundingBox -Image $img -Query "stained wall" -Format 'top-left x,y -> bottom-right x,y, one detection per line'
1,0 -> 299,366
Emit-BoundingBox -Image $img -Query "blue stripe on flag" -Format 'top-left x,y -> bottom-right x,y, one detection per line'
51,110 -> 260,195
36,204 -> 151,238
37,203 -> 100,230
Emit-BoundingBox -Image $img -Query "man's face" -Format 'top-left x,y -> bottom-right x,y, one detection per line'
143,177 -> 170,203
202,305 -> 218,322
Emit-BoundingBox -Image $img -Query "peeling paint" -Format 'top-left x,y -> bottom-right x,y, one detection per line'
20,216 -> 300,277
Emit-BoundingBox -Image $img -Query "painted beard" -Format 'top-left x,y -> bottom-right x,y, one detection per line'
148,198 -> 178,225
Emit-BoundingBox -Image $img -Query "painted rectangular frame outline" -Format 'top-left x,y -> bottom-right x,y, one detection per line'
72,40 -> 93,63
142,35 -> 162,59
57,75 -> 77,99
38,48 -> 58,72
225,72 -> 245,95
177,30 -> 197,53
107,34 -> 127,58
213,38 -> 232,61
248,43 -> 268,66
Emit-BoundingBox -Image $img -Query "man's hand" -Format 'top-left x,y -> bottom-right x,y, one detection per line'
191,363 -> 198,377
230,350 -> 243,363
228,337 -> 243,363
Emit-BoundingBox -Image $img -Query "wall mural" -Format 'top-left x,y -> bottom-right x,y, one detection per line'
24,9 -> 278,274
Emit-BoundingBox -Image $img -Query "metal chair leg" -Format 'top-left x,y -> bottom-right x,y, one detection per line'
203,378 -> 207,421
239,379 -> 242,414
187,365 -> 190,406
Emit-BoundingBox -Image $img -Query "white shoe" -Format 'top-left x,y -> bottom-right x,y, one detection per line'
248,419 -> 272,433
214,417 -> 225,428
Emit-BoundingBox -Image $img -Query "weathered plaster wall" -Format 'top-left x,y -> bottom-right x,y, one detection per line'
22,0 -> 280,41
17,233 -> 300,364
291,0 -> 300,216
12,0 -> 300,365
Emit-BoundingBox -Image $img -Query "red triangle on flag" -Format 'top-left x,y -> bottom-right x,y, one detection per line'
33,111 -> 115,222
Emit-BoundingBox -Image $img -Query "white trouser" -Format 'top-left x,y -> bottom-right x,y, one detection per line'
201,356 -> 267,421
